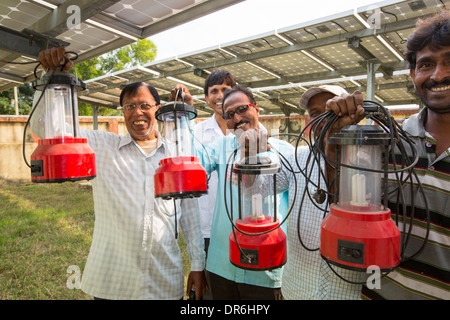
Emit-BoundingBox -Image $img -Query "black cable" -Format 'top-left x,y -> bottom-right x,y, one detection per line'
296,100 -> 430,283
173,198 -> 178,239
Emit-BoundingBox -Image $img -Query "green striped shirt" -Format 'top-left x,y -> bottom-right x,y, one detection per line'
362,108 -> 450,300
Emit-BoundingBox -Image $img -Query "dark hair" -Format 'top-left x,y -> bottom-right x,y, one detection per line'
119,82 -> 160,106
406,11 -> 450,69
222,85 -> 256,113
204,70 -> 236,96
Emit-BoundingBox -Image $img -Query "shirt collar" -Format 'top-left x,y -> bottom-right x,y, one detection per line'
402,108 -> 426,138
119,130 -> 164,151
119,133 -> 134,149
204,116 -> 221,130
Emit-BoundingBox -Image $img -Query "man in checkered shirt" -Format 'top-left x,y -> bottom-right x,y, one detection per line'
31,48 -> 207,300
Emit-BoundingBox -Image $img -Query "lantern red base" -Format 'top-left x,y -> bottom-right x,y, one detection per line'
320,204 -> 400,272
154,156 -> 208,200
30,136 -> 96,183
229,217 -> 286,271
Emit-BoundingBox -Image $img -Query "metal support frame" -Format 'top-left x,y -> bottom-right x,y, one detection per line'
365,60 -> 381,124
0,26 -> 69,59
92,105 -> 99,130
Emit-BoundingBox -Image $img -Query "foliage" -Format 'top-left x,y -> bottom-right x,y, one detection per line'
0,83 -> 34,115
74,38 -> 157,116
74,39 -> 157,80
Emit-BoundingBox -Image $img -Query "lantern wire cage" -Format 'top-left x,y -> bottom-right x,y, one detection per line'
223,135 -> 298,264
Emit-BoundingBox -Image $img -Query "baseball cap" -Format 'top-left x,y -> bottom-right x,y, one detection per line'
299,85 -> 348,110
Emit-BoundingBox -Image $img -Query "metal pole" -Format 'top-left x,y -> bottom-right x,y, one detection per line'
71,85 -> 80,137
366,60 -> 380,125
14,86 -> 19,115
92,105 -> 99,130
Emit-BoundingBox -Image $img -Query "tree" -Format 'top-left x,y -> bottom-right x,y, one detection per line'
75,38 -> 157,79
0,83 -> 34,115
74,38 -> 157,116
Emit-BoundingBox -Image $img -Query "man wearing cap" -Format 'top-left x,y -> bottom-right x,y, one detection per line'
281,86 -> 365,300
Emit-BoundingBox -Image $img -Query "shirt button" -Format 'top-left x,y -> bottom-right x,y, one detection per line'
429,166 -> 435,171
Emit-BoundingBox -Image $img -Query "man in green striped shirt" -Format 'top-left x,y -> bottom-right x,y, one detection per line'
361,10 -> 449,300
325,11 -> 449,300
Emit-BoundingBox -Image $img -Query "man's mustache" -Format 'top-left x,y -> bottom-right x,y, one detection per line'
424,79 -> 450,89
234,120 -> 249,130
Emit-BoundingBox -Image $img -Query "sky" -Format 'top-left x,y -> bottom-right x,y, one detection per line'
149,0 -> 385,60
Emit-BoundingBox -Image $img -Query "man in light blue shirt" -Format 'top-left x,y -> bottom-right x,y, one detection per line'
188,85 -> 294,299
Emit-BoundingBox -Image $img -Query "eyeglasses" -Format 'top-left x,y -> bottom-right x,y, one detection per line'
119,103 -> 157,112
223,104 -> 255,120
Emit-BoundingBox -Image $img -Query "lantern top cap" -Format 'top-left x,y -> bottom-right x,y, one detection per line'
329,125 -> 391,146
233,155 -> 280,175
32,71 -> 86,91
155,101 -> 197,121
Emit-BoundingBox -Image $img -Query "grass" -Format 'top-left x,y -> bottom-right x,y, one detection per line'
0,179 -> 190,300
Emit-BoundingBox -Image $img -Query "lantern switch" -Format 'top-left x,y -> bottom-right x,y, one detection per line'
337,239 -> 364,265
30,160 -> 43,177
240,248 -> 259,266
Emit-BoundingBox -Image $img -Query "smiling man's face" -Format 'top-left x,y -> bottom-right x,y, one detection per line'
410,45 -> 450,113
223,91 -> 260,137
122,86 -> 160,141
205,83 -> 232,117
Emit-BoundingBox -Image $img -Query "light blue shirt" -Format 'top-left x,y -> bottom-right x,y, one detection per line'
196,134 -> 293,288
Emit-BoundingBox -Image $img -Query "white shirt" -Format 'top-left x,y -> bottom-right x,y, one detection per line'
29,90 -> 205,299
77,130 -> 205,300
193,116 -> 227,239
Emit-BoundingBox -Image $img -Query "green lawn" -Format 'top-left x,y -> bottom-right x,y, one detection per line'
0,179 -> 190,300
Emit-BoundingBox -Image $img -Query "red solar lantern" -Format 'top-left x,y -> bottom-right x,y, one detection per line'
228,153 -> 287,271
30,72 -> 95,183
320,125 -> 400,271
154,101 -> 207,200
